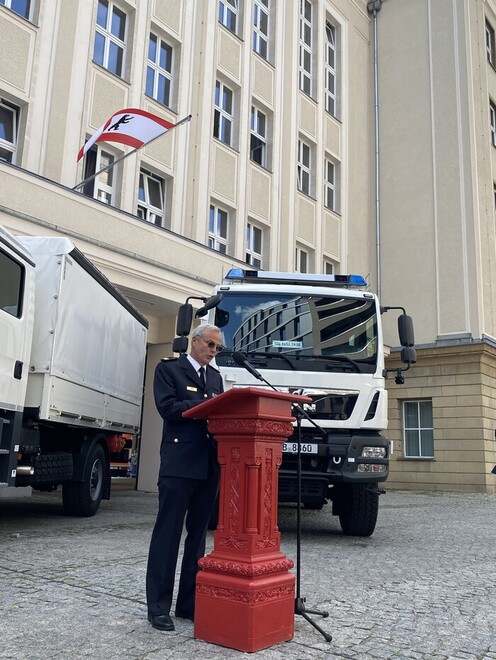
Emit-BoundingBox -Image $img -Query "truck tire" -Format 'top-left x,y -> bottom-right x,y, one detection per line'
338,485 -> 379,537
62,444 -> 106,517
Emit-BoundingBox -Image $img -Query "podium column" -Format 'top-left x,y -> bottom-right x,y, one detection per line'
184,387 -> 310,652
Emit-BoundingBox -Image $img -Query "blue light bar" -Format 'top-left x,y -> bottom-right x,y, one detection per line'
224,269 -> 367,288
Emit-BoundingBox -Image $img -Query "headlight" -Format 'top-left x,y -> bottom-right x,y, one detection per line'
357,464 -> 387,473
361,446 -> 387,458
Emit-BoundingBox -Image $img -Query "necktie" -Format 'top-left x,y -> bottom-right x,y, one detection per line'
198,367 -> 206,388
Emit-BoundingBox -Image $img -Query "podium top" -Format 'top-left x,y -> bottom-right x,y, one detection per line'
183,386 -> 311,420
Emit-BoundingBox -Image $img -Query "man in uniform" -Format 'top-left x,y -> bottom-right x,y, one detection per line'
146,324 -> 224,631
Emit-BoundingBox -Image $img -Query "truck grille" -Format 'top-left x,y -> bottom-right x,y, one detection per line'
288,388 -> 358,421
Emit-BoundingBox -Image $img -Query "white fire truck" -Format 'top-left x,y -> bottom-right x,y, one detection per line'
173,268 -> 415,536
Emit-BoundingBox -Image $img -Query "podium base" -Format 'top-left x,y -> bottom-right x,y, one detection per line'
194,570 -> 295,652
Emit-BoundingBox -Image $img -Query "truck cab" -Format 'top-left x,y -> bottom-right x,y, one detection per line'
175,268 -> 415,536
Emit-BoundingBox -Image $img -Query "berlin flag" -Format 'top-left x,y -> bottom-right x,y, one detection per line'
77,108 -> 176,161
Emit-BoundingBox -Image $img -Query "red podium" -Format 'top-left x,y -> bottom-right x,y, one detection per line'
183,386 -> 311,652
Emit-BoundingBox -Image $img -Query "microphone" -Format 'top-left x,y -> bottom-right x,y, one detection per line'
232,351 -> 264,381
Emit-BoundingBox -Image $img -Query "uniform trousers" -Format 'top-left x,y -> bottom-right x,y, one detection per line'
146,462 -> 219,617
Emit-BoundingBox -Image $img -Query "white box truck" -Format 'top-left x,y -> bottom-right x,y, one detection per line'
0,226 -> 148,516
173,268 -> 416,536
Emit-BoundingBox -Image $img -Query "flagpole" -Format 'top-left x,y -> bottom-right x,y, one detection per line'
72,114 -> 192,192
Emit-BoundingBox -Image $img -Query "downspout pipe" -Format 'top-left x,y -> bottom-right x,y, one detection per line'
367,0 -> 383,299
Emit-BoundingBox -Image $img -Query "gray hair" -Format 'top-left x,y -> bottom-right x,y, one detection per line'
191,324 -> 221,339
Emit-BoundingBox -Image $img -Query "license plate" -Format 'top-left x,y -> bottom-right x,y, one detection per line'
282,442 -> 318,454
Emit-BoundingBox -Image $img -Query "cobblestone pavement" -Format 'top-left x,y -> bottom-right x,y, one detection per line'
0,485 -> 495,659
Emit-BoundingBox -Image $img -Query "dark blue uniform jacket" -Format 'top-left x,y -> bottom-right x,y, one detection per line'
153,353 -> 224,480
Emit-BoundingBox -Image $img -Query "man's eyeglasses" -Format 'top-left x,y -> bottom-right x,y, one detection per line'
200,339 -> 224,352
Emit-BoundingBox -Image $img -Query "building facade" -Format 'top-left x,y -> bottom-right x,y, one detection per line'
0,0 -> 495,494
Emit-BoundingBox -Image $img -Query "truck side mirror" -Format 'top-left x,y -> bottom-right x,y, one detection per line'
173,303 -> 193,353
381,307 -> 416,384
398,313 -> 415,347
176,303 -> 193,336
401,346 -> 416,365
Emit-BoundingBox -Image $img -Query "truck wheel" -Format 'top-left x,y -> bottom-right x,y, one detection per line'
62,444 -> 106,517
338,485 -> 379,537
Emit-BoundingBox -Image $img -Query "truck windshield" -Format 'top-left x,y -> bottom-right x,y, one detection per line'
214,292 -> 378,373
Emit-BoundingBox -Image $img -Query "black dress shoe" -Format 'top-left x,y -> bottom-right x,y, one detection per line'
175,610 -> 194,622
148,613 -> 175,631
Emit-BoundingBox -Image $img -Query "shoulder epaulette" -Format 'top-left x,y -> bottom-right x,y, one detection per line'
161,357 -> 178,362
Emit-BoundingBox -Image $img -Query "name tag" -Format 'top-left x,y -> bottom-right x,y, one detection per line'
187,386 -> 198,392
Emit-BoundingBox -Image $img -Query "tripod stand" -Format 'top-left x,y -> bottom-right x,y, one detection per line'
293,405 -> 333,642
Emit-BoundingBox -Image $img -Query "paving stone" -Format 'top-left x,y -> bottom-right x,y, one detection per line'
0,488 -> 494,659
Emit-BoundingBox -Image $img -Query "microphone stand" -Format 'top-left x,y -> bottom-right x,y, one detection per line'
232,352 -> 332,642
292,402 -> 332,642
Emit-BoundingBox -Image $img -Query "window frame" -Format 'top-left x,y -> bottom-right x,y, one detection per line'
297,138 -> 312,196
253,0 -> 269,60
213,80 -> 234,147
490,100 -> 496,147
295,245 -> 308,273
0,98 -> 19,164
137,169 -> 166,228
323,260 -> 334,275
246,222 -> 263,268
219,0 -> 238,35
325,20 -> 337,116
250,105 -> 267,168
403,400 -> 434,459
486,20 -> 495,67
299,0 -> 313,96
0,0 -> 32,20
93,0 -> 127,78
324,157 -> 337,211
145,32 -> 173,108
82,145 -> 117,206
209,204 -> 229,254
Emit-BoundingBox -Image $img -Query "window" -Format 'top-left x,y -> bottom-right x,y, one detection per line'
0,99 -> 19,163
219,0 -> 238,34
325,21 -> 337,116
324,157 -> 337,211
250,106 -> 267,167
137,170 -> 166,227
299,0 -> 313,96
209,204 -> 229,253
403,400 -> 434,458
295,246 -> 308,273
323,260 -> 334,275
246,223 -> 263,268
490,101 -> 496,147
145,33 -> 173,108
487,20 -> 495,67
0,249 -> 24,318
0,0 -> 31,20
213,80 -> 234,146
297,138 -> 311,195
253,0 -> 269,60
82,145 -> 116,205
93,0 -> 127,77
